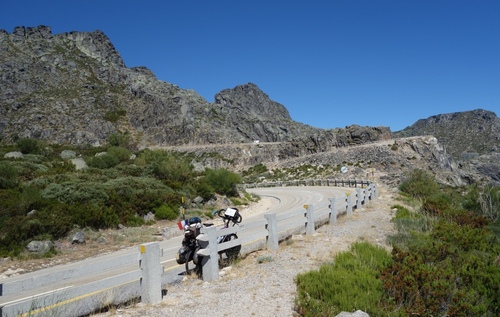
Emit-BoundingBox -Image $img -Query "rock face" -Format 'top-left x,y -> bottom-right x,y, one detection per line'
394,109 -> 500,158
0,26 -> 390,152
393,109 -> 500,185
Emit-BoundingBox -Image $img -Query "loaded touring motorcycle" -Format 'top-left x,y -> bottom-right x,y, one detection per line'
176,207 -> 242,276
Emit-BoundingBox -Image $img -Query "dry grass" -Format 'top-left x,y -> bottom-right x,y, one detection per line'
0,220 -> 178,276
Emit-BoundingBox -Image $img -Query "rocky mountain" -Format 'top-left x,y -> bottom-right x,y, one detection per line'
1,26 -> 498,186
0,26 -> 389,150
393,109 -> 500,185
393,109 -> 500,158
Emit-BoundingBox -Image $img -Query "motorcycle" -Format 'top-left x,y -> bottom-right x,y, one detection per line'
176,207 -> 242,276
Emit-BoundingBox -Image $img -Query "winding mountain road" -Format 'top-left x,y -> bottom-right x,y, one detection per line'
1,186 -> 351,317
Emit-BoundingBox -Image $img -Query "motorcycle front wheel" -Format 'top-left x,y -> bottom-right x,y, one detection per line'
224,234 -> 241,262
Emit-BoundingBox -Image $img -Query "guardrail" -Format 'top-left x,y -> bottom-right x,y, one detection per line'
242,178 -> 373,189
0,180 -> 377,317
197,181 -> 377,281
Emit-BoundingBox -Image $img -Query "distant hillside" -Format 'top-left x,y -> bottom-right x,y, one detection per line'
0,26 -> 389,151
393,109 -> 500,158
393,109 -> 500,185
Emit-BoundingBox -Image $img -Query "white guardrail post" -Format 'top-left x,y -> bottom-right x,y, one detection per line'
264,213 -> 279,251
199,226 -> 219,282
346,192 -> 353,216
139,242 -> 163,304
328,197 -> 338,223
355,188 -> 363,209
304,204 -> 315,235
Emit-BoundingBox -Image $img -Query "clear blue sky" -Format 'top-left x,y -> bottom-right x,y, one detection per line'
2,0 -> 499,131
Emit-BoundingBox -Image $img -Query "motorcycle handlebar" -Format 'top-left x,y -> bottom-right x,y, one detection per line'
217,208 -> 242,224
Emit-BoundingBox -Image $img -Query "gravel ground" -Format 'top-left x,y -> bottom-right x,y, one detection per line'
92,183 -> 398,317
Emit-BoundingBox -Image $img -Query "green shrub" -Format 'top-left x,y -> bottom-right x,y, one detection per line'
154,204 -> 178,220
130,191 -> 167,215
423,192 -> 488,228
194,179 -> 214,201
382,229 -> 500,316
150,155 -> 193,188
42,182 -> 109,205
17,138 -> 40,154
389,204 -> 433,245
18,185 -> 43,213
107,146 -> 131,162
461,185 -> 483,213
242,163 -> 268,177
0,162 -> 18,189
107,132 -> 131,148
391,204 -> 412,219
295,242 -> 392,316
70,205 -> 120,229
86,154 -> 120,169
422,192 -> 454,216
0,203 -> 74,256
116,163 -> 144,177
0,188 -> 23,220
125,215 -> 145,227
205,168 -> 241,196
399,169 -> 440,199
383,200 -> 500,316
14,161 -> 49,181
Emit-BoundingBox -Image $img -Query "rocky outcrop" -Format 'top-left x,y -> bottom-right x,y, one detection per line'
0,26 -> 390,152
26,240 -> 54,253
394,109 -> 500,158
393,109 -> 500,185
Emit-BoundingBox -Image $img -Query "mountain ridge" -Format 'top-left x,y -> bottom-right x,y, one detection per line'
1,26 -> 499,186
0,25 -> 390,150
394,108 -> 500,157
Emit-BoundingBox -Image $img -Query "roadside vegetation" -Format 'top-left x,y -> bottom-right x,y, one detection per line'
0,136 -> 245,257
241,162 -> 349,183
295,169 -> 500,316
3,137 -> 500,315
